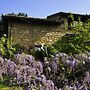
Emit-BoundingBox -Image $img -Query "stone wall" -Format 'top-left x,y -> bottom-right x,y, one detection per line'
8,20 -> 72,47
47,14 -> 68,28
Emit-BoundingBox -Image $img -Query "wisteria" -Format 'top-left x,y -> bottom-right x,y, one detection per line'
0,52 -> 90,90
0,53 -> 58,90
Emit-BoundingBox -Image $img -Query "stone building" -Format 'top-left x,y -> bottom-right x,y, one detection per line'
1,12 -> 90,47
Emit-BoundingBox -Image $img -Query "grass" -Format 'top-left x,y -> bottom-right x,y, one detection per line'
0,83 -> 9,90
0,83 -> 23,90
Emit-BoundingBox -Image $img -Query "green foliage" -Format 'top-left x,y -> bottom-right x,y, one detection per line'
0,34 -> 7,55
47,45 -> 58,57
34,45 -> 58,60
0,34 -> 18,58
53,15 -> 90,54
34,45 -> 47,61
12,44 -> 22,54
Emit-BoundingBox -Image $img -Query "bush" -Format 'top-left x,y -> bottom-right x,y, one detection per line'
0,52 -> 90,89
0,34 -> 21,59
53,15 -> 90,54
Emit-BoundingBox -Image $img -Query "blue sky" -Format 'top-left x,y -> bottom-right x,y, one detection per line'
0,0 -> 90,18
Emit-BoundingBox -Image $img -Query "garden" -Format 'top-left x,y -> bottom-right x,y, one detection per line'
0,15 -> 90,90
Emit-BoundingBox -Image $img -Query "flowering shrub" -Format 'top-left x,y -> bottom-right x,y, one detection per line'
0,53 -> 58,90
0,52 -> 90,90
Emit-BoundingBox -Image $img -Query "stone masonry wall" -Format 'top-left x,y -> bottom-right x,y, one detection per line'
8,21 -> 72,47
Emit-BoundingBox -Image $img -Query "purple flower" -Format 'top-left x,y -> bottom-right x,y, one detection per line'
50,61 -> 57,74
84,72 -> 90,84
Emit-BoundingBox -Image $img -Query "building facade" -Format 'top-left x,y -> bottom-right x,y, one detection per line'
1,12 -> 90,47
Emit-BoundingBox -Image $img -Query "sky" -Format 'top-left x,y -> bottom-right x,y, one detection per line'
0,0 -> 90,18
